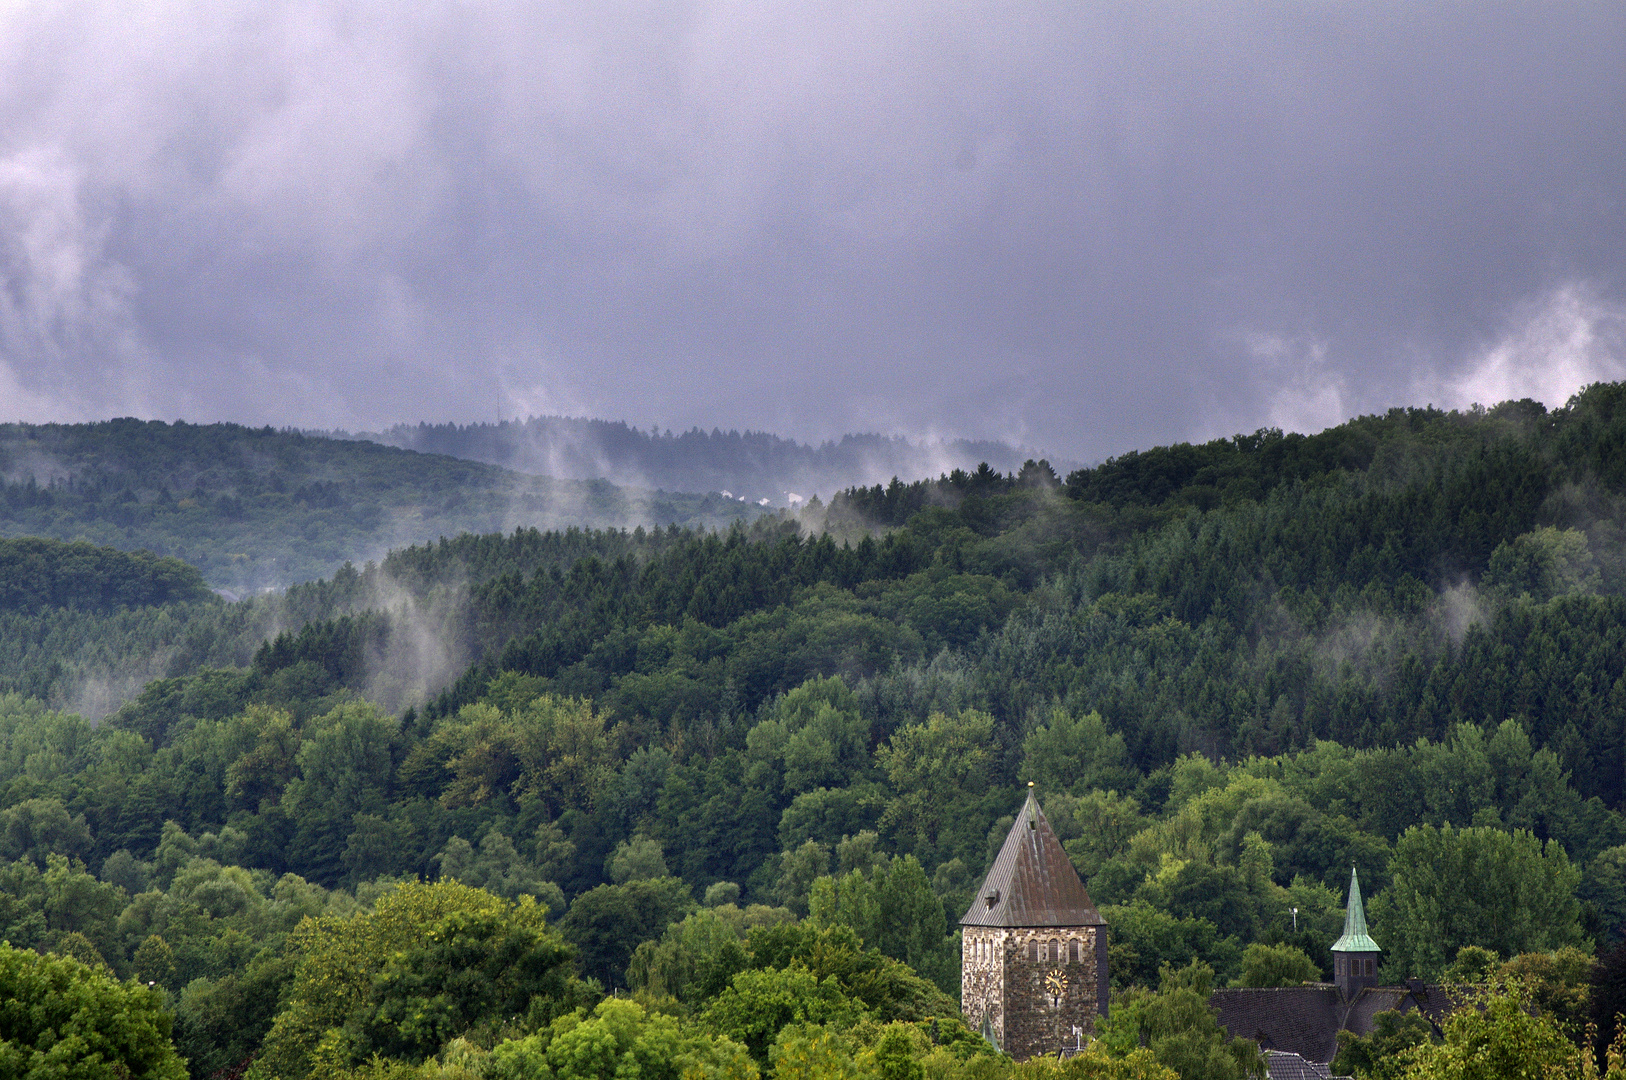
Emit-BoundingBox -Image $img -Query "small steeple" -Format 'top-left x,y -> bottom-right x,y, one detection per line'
1330,866 -> 1381,998
1331,867 -> 1379,952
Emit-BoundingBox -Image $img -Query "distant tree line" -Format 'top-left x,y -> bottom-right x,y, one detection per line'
7,388 -> 1626,1078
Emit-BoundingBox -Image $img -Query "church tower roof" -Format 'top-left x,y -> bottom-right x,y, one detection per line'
961,786 -> 1105,928
1331,867 -> 1381,953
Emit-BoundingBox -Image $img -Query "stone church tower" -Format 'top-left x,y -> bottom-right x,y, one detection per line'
961,785 -> 1109,1060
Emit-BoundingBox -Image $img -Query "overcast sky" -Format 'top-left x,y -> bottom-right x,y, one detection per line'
0,1 -> 1622,462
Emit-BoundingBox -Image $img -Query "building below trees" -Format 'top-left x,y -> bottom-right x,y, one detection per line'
1210,869 -> 1461,1066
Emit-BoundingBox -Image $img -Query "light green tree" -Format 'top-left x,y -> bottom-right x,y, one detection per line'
248,881 -> 564,1080
489,998 -> 756,1080
1380,824 -> 1583,977
1331,1010 -> 1436,1080
1392,978 -> 1581,1079
1095,961 -> 1264,1080
876,710 -> 995,863
1485,526 -> 1600,600
1233,942 -> 1319,988
1021,710 -> 1137,796
0,942 -> 187,1080
1007,1043 -> 1181,1080
702,966 -> 863,1063
625,907 -> 751,1006
605,834 -> 668,883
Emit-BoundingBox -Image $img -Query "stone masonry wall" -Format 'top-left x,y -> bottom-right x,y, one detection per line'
962,926 -> 1104,1060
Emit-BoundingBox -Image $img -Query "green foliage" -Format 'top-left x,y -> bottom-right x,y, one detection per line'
1442,946 -> 1501,983
1021,711 -> 1136,796
250,881 -> 580,1080
877,710 -> 997,867
750,676 -> 873,796
433,828 -> 564,910
702,966 -> 864,1063
1485,526 -> 1600,601
807,853 -> 955,993
1004,1045 -> 1179,1080
556,877 -> 696,988
489,997 -> 757,1080
624,907 -> 755,1007
0,941 -> 187,1080
173,949 -> 297,1080
0,537 -> 211,614
1498,948 -> 1594,1043
354,907 -> 579,1062
1232,942 -> 1319,988
1331,1010 -> 1437,1080
1095,962 -> 1264,1080
741,922 -> 956,1024
605,835 -> 668,884
0,420 -> 762,592
1099,903 -> 1230,991
1392,978 -> 1583,1079
1380,824 -> 1584,977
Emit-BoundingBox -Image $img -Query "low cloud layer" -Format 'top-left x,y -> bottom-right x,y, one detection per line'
0,1 -> 1622,461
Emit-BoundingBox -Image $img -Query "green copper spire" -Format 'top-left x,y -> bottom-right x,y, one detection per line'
1331,867 -> 1381,953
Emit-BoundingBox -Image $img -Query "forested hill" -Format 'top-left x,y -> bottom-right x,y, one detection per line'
0,537 -> 210,614
331,416 -> 1059,504
9,389 -> 1626,1079
0,419 -> 762,590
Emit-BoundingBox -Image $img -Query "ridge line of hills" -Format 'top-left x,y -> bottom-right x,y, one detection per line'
3,387 -> 1626,1077
0,418 -> 767,592
318,415 -> 1075,505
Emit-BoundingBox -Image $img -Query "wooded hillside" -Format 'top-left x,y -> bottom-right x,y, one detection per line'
0,419 -> 762,591
6,387 -> 1626,1079
339,416 -> 1056,505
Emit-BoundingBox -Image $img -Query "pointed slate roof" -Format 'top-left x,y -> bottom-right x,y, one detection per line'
1331,867 -> 1381,953
961,786 -> 1105,927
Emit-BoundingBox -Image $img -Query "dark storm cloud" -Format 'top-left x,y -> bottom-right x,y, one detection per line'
0,0 -> 1622,460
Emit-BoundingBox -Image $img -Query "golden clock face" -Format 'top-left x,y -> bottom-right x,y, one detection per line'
1045,968 -> 1068,997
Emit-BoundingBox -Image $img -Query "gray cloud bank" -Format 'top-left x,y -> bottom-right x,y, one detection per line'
0,1 -> 1622,461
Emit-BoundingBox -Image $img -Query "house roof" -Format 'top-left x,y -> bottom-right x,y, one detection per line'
1210,983 -> 1461,1065
1211,986 -> 1345,1064
1340,987 -> 1418,1034
1330,867 -> 1381,953
1264,1050 -> 1350,1080
960,787 -> 1106,928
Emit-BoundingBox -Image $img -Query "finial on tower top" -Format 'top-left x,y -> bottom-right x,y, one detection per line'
1027,780 -> 1035,788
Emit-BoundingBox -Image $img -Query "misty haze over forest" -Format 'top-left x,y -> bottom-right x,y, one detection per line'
4,5 -> 1626,1079
328,417 -> 1070,504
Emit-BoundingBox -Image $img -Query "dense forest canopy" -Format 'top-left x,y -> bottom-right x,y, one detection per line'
0,419 -> 762,591
0,538 -> 211,614
7,387 -> 1626,1078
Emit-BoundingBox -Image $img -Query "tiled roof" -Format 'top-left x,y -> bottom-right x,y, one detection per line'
1210,986 -> 1344,1064
1341,988 -> 1415,1034
1212,983 -> 1462,1065
1265,1050 -> 1350,1080
961,788 -> 1106,928
1396,981 -> 1462,1031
